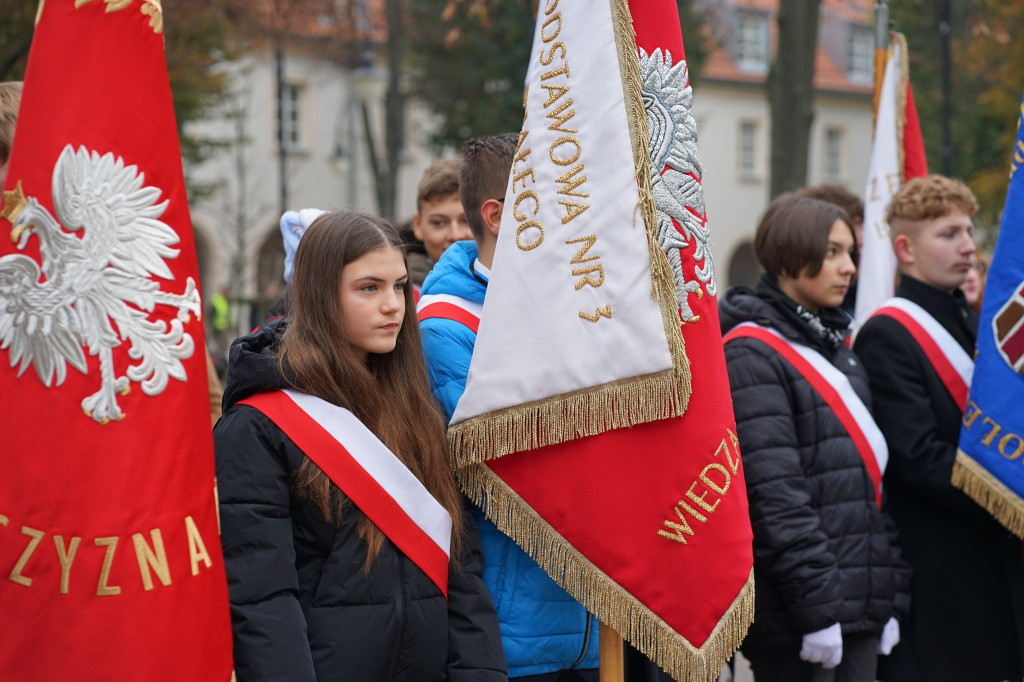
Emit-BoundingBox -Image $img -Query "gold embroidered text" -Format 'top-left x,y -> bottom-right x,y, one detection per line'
3,514 -> 217,596
657,429 -> 741,545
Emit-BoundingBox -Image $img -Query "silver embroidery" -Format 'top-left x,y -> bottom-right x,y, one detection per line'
0,145 -> 200,423
640,48 -> 715,321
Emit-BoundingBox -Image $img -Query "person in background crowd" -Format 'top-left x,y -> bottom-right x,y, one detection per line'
721,194 -> 909,682
259,207 -> 328,325
854,175 -> 1024,682
214,211 -> 506,681
796,184 -> 865,314
210,286 -> 236,352
0,81 -> 21,190
396,218 -> 432,292
412,159 -> 472,269
418,134 -> 600,681
960,252 -> 989,314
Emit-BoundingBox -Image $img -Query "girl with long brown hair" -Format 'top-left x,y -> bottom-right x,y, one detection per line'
214,211 -> 506,681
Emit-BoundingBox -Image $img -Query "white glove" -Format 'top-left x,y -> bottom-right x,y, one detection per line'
878,617 -> 900,655
800,622 -> 843,669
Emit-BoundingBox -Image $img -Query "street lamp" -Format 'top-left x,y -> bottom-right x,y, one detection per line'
329,142 -> 350,176
329,84 -> 358,208
351,55 -> 387,106
350,51 -> 401,220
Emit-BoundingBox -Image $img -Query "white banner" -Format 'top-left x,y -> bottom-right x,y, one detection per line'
451,0 -> 675,425
855,41 -> 904,326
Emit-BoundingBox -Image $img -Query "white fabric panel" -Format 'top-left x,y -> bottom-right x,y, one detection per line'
452,0 -> 673,424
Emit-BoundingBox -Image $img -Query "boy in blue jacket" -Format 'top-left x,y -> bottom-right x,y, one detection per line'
418,133 -> 600,681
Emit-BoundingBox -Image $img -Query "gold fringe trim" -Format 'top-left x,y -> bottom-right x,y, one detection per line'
609,0 -> 690,379
448,368 -> 690,465
892,33 -> 910,183
952,450 -> 1024,539
459,462 -> 755,682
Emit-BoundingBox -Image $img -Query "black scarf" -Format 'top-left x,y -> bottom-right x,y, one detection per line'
756,275 -> 852,350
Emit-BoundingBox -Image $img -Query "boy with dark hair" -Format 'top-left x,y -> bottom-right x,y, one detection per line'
0,81 -> 23,190
418,133 -> 600,681
854,175 -> 1024,682
412,159 -> 472,264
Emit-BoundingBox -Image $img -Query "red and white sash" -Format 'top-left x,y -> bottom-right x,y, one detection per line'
238,389 -> 453,597
870,297 -> 974,411
724,323 -> 888,507
416,293 -> 482,334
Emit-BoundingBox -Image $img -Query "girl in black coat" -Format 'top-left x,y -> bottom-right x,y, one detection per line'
214,212 -> 506,681
721,195 -> 910,682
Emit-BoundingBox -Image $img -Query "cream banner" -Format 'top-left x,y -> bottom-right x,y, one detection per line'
450,0 -> 688,458
855,39 -> 904,326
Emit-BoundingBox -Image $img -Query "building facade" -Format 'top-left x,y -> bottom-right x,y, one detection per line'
187,0 -> 876,350
185,43 -> 443,350
694,0 -> 874,289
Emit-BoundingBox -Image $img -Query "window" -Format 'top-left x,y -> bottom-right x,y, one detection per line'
736,11 -> 769,72
848,26 -> 874,84
738,120 -> 758,181
279,83 -> 305,152
824,127 -> 843,183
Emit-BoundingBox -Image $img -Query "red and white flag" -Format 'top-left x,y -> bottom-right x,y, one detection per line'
448,0 -> 754,678
854,33 -> 928,325
0,2 -> 233,678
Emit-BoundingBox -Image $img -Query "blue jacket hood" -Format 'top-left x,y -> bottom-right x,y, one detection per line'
421,240 -> 484,303
417,237 -> 599,676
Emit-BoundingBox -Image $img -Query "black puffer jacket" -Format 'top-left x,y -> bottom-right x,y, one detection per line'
720,279 -> 910,655
214,320 -> 507,681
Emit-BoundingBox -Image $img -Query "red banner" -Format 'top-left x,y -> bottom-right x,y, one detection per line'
453,0 -> 754,678
0,2 -> 233,678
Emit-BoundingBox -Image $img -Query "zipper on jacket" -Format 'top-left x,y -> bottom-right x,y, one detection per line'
384,552 -> 406,680
569,612 -> 593,668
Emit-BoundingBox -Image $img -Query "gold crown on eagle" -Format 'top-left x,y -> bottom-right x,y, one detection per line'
1,182 -> 27,224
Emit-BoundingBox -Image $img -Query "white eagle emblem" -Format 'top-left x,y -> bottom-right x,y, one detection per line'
0,145 -> 200,424
640,48 -> 716,322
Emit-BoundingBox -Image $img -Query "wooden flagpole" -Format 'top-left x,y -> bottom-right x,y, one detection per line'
872,0 -> 890,128
599,623 -> 625,682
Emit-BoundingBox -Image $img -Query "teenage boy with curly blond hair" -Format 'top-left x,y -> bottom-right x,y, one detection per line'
854,175 -> 1024,681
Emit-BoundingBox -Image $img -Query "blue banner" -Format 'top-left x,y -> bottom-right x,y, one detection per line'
955,89 -> 1024,538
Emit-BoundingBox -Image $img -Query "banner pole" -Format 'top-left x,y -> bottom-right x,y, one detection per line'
872,0 -> 890,129
599,623 -> 625,682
